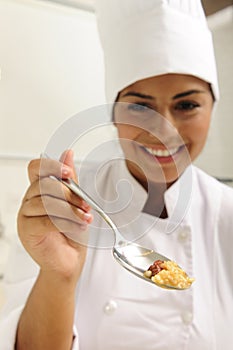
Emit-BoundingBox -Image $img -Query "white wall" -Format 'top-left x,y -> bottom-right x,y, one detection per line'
0,0 -> 106,278
0,0 -> 105,157
194,7 -> 233,179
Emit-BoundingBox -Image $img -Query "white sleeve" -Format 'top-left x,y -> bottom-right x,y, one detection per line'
0,308 -> 80,350
72,325 -> 80,350
0,307 -> 80,350
0,238 -> 39,350
0,240 -> 80,350
0,305 -> 24,350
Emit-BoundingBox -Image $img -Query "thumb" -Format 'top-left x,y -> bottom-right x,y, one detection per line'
59,149 -> 78,181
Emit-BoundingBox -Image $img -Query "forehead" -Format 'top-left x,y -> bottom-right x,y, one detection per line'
119,73 -> 210,97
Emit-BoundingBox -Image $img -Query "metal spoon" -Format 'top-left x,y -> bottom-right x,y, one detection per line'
52,176 -> 192,290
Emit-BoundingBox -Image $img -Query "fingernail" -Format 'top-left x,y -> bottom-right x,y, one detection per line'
83,213 -> 92,222
62,166 -> 70,175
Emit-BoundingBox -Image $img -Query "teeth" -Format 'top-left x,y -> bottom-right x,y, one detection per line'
144,146 -> 179,157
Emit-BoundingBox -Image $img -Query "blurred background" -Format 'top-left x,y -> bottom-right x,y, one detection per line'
0,0 -> 232,306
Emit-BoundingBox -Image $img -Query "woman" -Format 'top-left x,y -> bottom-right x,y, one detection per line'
1,1 -> 233,349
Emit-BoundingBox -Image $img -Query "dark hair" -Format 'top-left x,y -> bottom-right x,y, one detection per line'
111,91 -> 120,122
209,84 -> 215,102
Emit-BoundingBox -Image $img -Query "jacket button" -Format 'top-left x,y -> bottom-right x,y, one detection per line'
103,300 -> 118,315
178,227 -> 190,242
181,311 -> 193,325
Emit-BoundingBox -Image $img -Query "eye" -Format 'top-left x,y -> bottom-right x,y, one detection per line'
175,101 -> 200,111
127,103 -> 151,112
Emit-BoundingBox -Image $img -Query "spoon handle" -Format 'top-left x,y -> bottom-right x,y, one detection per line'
51,176 -> 119,234
41,153 -> 124,243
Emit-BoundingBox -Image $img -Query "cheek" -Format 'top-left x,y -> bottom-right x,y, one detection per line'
194,120 -> 211,142
178,117 -> 211,162
179,115 -> 211,143
116,125 -> 141,141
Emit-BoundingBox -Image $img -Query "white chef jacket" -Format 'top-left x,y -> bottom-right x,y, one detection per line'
0,161 -> 233,350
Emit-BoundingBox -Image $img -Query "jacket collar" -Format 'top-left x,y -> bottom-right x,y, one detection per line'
109,160 -> 194,233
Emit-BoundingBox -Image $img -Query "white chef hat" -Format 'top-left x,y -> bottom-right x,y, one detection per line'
95,0 -> 219,103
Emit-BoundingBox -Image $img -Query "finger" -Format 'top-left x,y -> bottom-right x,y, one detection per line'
21,195 -> 93,224
18,215 -> 89,246
23,177 -> 91,212
28,158 -> 72,184
59,149 -> 77,182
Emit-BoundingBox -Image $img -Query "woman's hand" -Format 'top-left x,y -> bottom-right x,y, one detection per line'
16,150 -> 91,350
17,149 -> 93,282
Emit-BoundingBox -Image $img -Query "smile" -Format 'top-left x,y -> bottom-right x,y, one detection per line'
142,146 -> 181,158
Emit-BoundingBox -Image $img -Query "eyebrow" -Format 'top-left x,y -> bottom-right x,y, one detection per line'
120,89 -> 205,100
172,90 -> 205,99
121,91 -> 154,99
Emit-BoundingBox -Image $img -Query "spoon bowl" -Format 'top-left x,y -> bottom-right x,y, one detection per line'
53,176 -> 192,290
112,243 -> 177,289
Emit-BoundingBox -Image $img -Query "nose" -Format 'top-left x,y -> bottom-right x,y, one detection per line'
149,108 -> 178,141
157,105 -> 177,126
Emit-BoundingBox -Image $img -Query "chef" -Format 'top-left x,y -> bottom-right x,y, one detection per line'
1,0 -> 233,349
